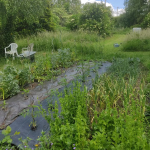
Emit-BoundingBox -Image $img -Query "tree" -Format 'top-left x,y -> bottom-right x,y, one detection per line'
141,12 -> 150,28
79,2 -> 113,36
124,0 -> 149,27
0,0 -> 47,56
52,0 -> 81,14
114,13 -> 128,28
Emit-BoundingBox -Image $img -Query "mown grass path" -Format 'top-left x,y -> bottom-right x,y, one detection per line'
102,34 -> 150,70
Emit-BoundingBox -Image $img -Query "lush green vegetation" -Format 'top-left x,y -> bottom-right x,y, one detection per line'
0,29 -> 150,149
115,0 -> 150,28
1,0 -> 150,149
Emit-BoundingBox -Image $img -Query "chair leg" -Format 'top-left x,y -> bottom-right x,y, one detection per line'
5,53 -> 7,58
13,53 -> 15,60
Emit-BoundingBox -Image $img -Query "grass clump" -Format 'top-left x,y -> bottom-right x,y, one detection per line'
108,57 -> 141,79
15,30 -> 103,60
121,29 -> 150,52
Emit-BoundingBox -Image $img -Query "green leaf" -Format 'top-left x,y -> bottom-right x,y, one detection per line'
2,129 -> 7,136
6,126 -> 11,133
14,131 -> 20,135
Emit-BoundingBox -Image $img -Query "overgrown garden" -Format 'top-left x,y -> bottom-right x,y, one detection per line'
0,0 -> 150,149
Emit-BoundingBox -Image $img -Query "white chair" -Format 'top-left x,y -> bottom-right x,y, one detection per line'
5,43 -> 19,60
22,43 -> 34,54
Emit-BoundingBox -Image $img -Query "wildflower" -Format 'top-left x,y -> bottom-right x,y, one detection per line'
73,144 -> 75,146
51,143 -> 53,146
73,147 -> 76,149
35,144 -> 39,147
25,146 -> 27,148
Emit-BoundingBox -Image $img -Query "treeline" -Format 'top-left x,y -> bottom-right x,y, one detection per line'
114,0 -> 150,28
0,0 -> 113,56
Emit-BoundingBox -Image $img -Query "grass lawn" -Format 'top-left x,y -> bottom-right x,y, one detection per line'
102,34 -> 150,70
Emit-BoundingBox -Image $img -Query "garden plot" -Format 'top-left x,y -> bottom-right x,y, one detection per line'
0,61 -> 111,148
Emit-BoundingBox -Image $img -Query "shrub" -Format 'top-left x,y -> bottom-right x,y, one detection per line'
141,12 -> 150,29
121,29 -> 150,52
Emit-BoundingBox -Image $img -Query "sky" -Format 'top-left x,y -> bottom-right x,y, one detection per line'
81,0 -> 125,16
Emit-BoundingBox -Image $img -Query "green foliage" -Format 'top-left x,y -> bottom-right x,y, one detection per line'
22,103 -> 41,130
52,7 -> 69,27
121,29 -> 150,52
79,2 -> 112,36
108,58 -> 141,79
14,19 -> 42,37
0,15 -> 14,56
57,48 -> 74,67
122,38 -> 150,52
112,27 -> 130,35
53,0 -> 81,14
124,0 -> 149,27
16,30 -> 103,58
14,2 -> 55,37
141,12 -> 150,29
41,83 -> 89,150
0,57 -> 150,149
0,0 -> 47,56
18,66 -> 32,88
113,14 -> 129,28
1,126 -> 12,143
0,66 -> 20,98
67,14 -> 80,30
39,68 -> 149,149
0,47 -> 76,99
0,126 -> 20,149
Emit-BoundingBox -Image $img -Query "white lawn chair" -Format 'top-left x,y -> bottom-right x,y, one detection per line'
22,43 -> 34,54
5,43 -> 19,60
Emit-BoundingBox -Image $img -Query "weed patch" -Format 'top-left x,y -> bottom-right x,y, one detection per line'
121,29 -> 150,52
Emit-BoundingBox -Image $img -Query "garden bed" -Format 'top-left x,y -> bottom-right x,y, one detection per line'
0,61 -> 111,148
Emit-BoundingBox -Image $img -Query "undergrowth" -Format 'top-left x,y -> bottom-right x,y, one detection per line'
122,29 -> 150,52
1,58 -> 150,149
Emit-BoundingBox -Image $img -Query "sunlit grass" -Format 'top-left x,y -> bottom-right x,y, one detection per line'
1,30 -> 150,71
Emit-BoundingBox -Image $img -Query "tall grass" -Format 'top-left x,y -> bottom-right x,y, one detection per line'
122,28 -> 150,51
15,31 -> 103,59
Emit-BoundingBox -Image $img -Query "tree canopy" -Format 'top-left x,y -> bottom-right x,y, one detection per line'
79,2 -> 113,36
0,0 -> 49,56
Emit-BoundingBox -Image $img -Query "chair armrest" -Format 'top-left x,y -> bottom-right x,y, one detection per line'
5,45 -> 11,53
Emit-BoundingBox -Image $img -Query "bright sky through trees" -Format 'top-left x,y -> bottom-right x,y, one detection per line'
81,0 -> 125,9
81,0 -> 125,16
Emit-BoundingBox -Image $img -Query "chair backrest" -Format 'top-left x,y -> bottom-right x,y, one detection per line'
28,43 -> 34,51
10,43 -> 18,52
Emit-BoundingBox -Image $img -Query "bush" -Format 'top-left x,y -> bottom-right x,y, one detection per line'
141,12 -> 150,29
122,39 -> 150,51
67,14 -> 80,30
121,29 -> 150,52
